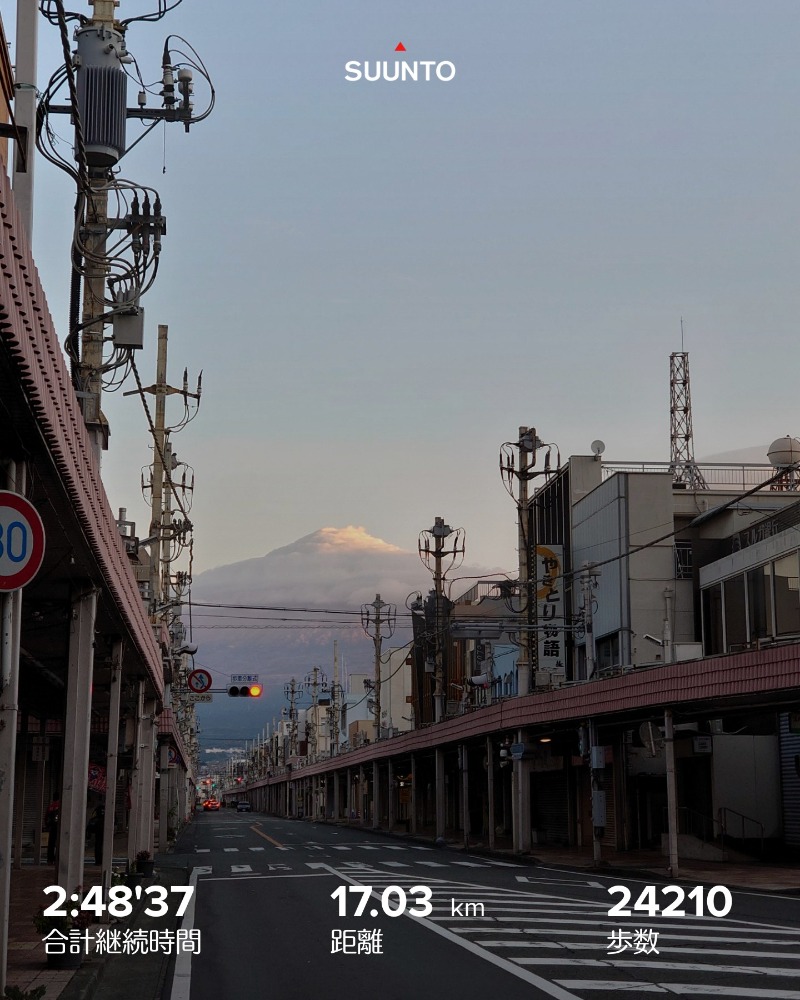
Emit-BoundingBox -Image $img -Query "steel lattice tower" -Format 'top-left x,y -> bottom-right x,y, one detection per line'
670,352 -> 707,489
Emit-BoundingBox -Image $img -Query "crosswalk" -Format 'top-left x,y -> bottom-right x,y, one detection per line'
329,865 -> 800,999
192,842 -> 513,874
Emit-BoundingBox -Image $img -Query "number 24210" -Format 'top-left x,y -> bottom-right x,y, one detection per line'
608,884 -> 732,918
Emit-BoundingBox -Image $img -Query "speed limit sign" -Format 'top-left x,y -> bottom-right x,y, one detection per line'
0,491 -> 45,592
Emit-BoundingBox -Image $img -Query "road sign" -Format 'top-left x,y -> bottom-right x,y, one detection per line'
188,693 -> 212,703
231,673 -> 259,683
0,491 -> 46,592
187,668 -> 213,693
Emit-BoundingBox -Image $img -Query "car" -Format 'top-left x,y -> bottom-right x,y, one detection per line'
203,798 -> 221,811
236,801 -> 252,812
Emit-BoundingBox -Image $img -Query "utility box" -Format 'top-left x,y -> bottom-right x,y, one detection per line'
113,308 -> 145,349
590,746 -> 606,769
591,789 -> 607,827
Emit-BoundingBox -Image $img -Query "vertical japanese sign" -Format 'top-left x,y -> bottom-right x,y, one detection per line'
536,545 -> 564,673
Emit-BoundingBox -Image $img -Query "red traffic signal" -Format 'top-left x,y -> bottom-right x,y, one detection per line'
227,684 -> 263,697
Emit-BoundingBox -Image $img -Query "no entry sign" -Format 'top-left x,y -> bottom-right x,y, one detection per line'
0,491 -> 45,592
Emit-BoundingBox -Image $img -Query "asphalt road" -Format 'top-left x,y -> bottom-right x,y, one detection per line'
165,811 -> 800,1000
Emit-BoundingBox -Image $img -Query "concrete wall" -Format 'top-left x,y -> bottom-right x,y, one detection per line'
573,471 -> 681,669
712,734 -> 781,839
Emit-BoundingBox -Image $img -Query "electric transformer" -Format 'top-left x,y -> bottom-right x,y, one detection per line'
75,24 -> 127,167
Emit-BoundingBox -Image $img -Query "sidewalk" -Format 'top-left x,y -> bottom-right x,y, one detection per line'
350,818 -> 800,894
6,863 -> 106,999
5,833 -> 132,1000
521,844 -> 800,893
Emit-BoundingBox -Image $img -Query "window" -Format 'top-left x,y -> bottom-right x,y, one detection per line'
747,564 -> 773,641
773,553 -> 800,635
702,584 -> 723,655
723,575 -> 746,649
674,542 -> 693,580
596,632 -> 620,671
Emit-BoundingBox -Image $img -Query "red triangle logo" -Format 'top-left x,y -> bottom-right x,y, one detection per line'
395,42 -> 406,52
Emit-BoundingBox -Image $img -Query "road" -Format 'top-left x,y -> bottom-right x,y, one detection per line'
165,812 -> 800,1000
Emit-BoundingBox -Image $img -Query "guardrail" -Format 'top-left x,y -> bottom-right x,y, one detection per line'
718,806 -> 765,857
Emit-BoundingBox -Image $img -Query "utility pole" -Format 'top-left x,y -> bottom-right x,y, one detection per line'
419,517 -> 465,723
33,0 -> 210,455
361,595 -> 396,740
330,640 -> 341,756
518,429 -> 534,696
124,323 -> 200,618
149,325 -> 169,613
284,680 -> 299,757
303,667 -> 326,758
500,427 -> 559,694
77,0 -> 122,458
13,0 -> 38,237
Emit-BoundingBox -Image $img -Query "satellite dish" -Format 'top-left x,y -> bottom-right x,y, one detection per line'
591,439 -> 606,457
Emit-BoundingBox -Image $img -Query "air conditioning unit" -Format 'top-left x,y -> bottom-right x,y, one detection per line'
674,642 -> 703,661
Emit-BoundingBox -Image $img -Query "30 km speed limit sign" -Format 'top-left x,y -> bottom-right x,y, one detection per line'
0,491 -> 46,592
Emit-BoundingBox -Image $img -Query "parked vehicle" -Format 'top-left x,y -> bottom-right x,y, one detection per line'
203,798 -> 221,811
236,800 -> 252,812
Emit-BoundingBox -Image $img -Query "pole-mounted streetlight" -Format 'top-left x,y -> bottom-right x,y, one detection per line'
419,516 -> 465,723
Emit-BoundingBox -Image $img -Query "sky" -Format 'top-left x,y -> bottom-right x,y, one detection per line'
10,0 -> 800,576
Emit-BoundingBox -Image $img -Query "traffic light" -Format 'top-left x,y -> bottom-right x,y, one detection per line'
227,683 -> 263,697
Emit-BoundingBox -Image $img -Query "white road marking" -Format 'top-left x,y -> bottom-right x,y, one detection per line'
323,863 -> 583,1000
194,848 -> 210,853
230,865 -> 253,874
454,928 -> 800,945
516,875 -> 605,888
249,847 -> 264,852
223,847 -> 239,853
452,861 -> 488,868
168,867 -> 199,1000
556,985 -> 800,998
417,861 -> 447,868
331,846 -> 352,851
518,958 -> 800,976
556,984 -> 665,993
381,862 -> 411,868
482,942 -> 800,959
469,856 -> 523,867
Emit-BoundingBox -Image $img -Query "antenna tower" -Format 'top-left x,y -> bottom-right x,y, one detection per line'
669,351 -> 707,489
